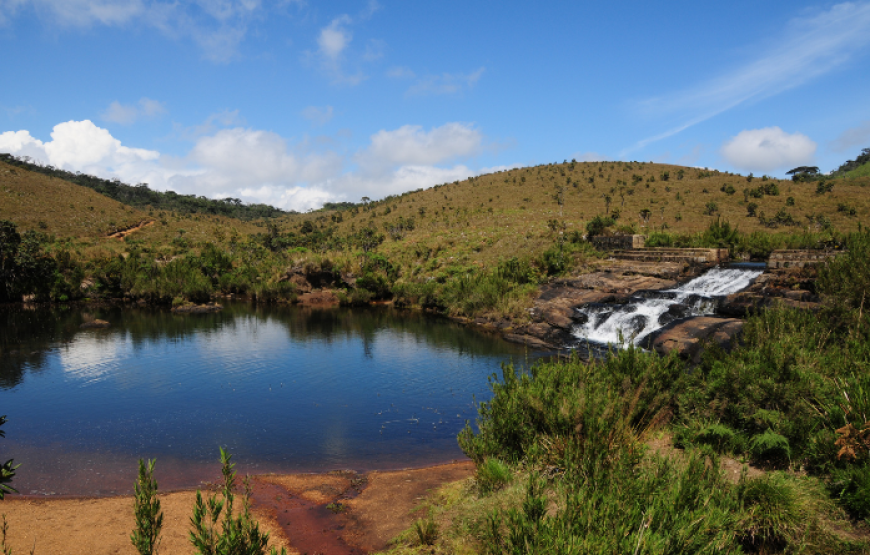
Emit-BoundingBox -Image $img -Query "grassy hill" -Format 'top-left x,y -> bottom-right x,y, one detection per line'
0,159 -> 264,263
274,161 -> 870,272
0,153 -> 289,221
0,159 -> 147,238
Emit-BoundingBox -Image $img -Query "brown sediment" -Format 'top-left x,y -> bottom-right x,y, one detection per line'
0,461 -> 475,554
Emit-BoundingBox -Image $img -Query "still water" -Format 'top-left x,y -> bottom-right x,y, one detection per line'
0,304 -> 541,496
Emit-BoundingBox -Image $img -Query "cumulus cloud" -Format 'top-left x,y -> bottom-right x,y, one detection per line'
301,105 -> 334,126
830,120 -> 870,153
0,119 -> 494,211
406,67 -> 485,96
0,120 -> 159,175
101,97 -> 166,125
720,127 -> 816,173
355,123 -> 483,173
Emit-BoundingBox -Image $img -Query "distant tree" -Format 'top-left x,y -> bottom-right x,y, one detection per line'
746,203 -> 759,217
639,208 -> 652,227
786,166 -> 821,181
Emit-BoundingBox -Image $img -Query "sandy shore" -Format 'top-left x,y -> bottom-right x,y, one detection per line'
0,461 -> 475,554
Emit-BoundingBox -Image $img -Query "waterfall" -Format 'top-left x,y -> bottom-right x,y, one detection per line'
571,266 -> 764,349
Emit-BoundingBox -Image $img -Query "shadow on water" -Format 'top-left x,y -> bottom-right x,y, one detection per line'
0,302 -> 542,495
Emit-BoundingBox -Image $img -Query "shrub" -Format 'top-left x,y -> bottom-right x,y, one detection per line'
131,459 -> 163,555
189,448 -> 285,555
747,202 -> 759,217
703,202 -> 718,215
477,458 -> 512,494
749,430 -> 791,467
829,465 -> 870,521
736,474 -> 810,552
818,229 -> 870,308
414,518 -> 439,546
585,215 -> 616,237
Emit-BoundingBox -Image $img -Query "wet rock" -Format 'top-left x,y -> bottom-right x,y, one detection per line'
648,317 -> 744,363
80,319 -> 110,329
171,303 -> 223,314
658,304 -> 692,326
541,307 -> 576,330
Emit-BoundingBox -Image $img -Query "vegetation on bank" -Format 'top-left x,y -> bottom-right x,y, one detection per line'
381,230 -> 870,554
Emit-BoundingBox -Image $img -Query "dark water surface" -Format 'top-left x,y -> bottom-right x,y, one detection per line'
0,303 -> 540,496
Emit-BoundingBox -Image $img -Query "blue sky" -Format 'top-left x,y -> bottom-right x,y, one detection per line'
2,0 -> 870,211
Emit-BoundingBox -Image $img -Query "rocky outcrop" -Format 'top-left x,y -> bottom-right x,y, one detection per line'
644,317 -> 745,363
505,271 -> 680,349
718,268 -> 821,316
171,303 -> 223,314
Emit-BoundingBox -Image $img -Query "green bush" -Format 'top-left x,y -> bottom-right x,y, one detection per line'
829,465 -> 870,522
476,458 -> 512,495
749,430 -> 791,467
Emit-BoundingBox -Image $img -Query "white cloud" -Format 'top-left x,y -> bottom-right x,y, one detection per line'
301,105 -> 334,126
720,127 -> 816,173
356,123 -> 483,173
317,15 -> 351,60
0,119 -> 497,211
406,67 -> 485,96
0,0 -> 267,62
630,2 -> 870,151
830,120 -> 870,153
101,97 -> 166,125
572,151 -> 606,162
0,120 -> 159,175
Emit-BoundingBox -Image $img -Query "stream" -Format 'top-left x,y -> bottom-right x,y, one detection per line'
571,265 -> 765,350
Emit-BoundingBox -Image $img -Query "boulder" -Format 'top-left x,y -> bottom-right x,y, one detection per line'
648,317 -> 744,363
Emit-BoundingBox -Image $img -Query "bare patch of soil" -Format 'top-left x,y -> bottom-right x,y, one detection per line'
0,462 -> 475,554
108,220 -> 154,239
339,461 -> 476,552
0,491 -> 288,555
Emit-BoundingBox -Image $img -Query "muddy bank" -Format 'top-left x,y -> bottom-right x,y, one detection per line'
0,462 -> 475,555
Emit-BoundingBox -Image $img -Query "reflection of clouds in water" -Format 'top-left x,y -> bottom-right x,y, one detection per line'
58,332 -> 130,384
192,315 -> 292,371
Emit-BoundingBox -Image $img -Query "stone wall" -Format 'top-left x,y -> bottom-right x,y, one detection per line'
613,248 -> 729,266
590,235 -> 645,251
767,249 -> 842,269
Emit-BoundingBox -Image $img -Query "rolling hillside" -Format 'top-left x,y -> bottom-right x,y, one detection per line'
274,161 -> 870,270
0,160 -> 263,249
0,160 -> 148,238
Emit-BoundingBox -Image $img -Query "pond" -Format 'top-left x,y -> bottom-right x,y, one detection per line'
0,304 -> 542,496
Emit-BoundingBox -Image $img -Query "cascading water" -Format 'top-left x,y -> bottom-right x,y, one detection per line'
571,266 -> 764,350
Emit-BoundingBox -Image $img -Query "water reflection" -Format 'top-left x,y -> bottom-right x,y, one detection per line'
0,303 -> 542,495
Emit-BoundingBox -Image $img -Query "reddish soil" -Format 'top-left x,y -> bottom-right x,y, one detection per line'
0,462 -> 476,554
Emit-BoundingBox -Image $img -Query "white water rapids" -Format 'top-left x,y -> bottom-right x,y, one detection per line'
571,266 -> 764,348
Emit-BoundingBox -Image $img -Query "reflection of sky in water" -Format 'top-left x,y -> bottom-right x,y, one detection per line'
1,305 -> 541,495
